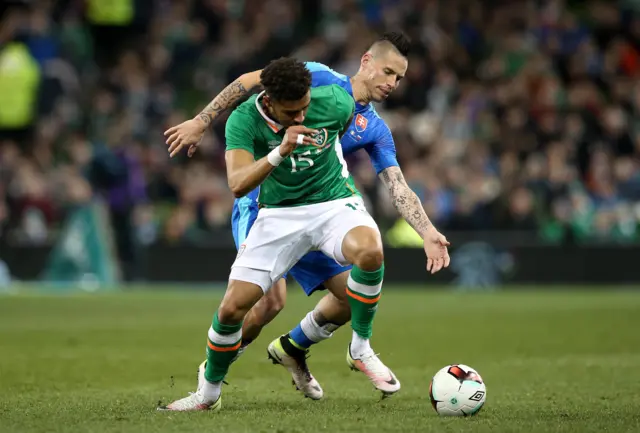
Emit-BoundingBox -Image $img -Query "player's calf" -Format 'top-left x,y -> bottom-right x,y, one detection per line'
287,289 -> 349,346
164,278 -> 265,411
202,279 -> 264,393
339,226 -> 400,396
241,278 -> 287,349
341,226 -> 384,356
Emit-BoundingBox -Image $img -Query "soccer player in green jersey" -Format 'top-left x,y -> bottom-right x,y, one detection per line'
160,58 -> 395,411
166,33 -> 450,401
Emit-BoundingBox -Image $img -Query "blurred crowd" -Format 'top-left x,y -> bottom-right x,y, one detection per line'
2,0 -> 640,250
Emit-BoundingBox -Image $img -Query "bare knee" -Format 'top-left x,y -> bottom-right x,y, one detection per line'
218,291 -> 253,324
218,280 -> 264,324
343,227 -> 384,271
218,299 -> 247,324
264,294 -> 286,316
359,248 -> 384,270
258,291 -> 286,323
251,279 -> 286,325
267,279 -> 287,312
255,301 -> 284,325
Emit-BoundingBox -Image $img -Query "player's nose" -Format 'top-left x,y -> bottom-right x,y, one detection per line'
294,111 -> 305,124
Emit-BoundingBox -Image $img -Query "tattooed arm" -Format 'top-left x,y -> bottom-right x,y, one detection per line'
379,166 -> 432,237
165,70 -> 263,157
379,166 -> 450,273
196,70 -> 263,128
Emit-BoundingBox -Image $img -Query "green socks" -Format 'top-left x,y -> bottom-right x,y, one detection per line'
204,312 -> 243,383
346,264 -> 384,339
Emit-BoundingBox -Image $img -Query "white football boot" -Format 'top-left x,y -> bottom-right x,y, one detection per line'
157,388 -> 221,412
266,335 -> 323,400
347,344 -> 401,397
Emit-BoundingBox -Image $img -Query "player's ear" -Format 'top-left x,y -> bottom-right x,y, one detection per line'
361,52 -> 373,68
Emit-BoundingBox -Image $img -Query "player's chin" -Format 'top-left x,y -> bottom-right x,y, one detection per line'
372,91 -> 390,103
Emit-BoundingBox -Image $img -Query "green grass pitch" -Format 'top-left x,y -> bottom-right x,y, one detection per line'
1,286 -> 639,433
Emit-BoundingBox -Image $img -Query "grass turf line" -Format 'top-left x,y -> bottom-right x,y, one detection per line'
1,288 -> 639,433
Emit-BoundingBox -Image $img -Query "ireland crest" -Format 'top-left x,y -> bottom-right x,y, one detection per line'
308,128 -> 329,148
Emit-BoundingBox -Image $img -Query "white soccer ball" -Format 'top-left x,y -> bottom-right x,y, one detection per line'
429,364 -> 486,417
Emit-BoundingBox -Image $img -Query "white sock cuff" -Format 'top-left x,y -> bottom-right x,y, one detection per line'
300,311 -> 333,342
347,274 -> 382,297
208,326 -> 242,345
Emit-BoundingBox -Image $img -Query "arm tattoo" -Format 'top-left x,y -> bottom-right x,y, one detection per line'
198,81 -> 250,127
380,166 -> 432,237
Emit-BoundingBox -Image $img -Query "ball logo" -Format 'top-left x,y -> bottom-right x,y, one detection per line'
355,114 -> 368,133
469,391 -> 485,402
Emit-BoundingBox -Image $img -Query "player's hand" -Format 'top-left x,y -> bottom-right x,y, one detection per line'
280,125 -> 318,156
164,117 -> 208,158
424,226 -> 451,274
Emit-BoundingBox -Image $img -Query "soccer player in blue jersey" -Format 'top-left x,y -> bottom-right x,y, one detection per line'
165,32 -> 450,398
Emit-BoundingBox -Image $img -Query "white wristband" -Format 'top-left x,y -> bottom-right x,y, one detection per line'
267,146 -> 285,167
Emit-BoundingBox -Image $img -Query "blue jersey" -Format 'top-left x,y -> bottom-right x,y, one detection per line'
305,62 -> 399,174
231,62 -> 398,295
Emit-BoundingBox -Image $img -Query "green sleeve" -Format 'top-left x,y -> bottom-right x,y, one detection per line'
225,109 -> 256,154
332,85 -> 356,131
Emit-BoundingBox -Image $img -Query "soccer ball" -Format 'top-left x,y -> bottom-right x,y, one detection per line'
429,364 -> 486,417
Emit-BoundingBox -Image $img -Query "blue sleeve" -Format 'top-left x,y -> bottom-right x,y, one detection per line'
364,124 -> 399,174
305,62 -> 349,88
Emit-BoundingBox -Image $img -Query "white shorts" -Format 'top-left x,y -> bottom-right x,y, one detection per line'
230,196 -> 378,292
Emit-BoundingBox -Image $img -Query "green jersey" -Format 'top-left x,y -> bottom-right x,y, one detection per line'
225,84 -> 359,207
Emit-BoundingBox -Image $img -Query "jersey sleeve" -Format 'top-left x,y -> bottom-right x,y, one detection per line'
305,62 -> 349,88
364,123 -> 400,174
331,85 -> 356,131
225,108 -> 256,154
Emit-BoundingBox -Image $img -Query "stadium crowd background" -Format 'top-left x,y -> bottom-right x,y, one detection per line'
2,0 -> 640,254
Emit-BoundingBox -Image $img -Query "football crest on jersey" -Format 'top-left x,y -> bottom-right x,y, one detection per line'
355,114 -> 368,133
308,128 -> 329,148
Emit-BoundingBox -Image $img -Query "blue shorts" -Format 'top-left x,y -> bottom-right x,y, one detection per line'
231,190 -> 352,295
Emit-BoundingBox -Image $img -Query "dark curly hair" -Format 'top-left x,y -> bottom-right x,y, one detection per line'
260,57 -> 312,102
374,31 -> 411,57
